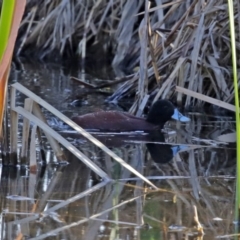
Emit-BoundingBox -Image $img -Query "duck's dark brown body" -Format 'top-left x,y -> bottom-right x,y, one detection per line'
71,100 -> 190,132
72,111 -> 158,131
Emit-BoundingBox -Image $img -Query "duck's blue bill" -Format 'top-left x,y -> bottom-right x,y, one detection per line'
171,109 -> 190,122
171,145 -> 189,156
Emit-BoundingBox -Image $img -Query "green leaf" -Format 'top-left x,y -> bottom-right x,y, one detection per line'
0,0 -> 15,61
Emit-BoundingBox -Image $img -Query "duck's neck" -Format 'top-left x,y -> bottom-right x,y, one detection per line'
146,115 -> 164,126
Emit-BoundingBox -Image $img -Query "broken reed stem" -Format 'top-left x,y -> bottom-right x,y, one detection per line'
193,205 -> 204,235
138,0 -> 149,103
32,102 -> 66,161
175,86 -> 237,112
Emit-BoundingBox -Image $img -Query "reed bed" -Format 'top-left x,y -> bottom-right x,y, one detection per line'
0,1 -> 236,237
17,0 -> 240,106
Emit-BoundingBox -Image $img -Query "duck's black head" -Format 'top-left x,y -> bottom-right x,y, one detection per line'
146,99 -> 190,126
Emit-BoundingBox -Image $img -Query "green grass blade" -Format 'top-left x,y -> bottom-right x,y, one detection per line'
227,0 -> 240,219
0,0 -> 15,60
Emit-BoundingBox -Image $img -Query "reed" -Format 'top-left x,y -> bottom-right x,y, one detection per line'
0,0 -> 26,138
0,0 -> 15,59
10,1 -> 239,107
0,0 -> 15,137
227,0 -> 240,221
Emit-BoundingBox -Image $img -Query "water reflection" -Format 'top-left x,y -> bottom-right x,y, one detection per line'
0,61 -> 236,239
60,129 -> 190,168
0,146 -> 236,239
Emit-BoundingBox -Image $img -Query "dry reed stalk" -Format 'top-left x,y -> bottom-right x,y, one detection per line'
175,85 -> 236,112
16,0 -> 240,108
138,0 -> 149,103
108,0 -> 238,108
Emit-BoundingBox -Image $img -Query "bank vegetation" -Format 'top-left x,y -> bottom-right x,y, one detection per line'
16,0 -> 240,107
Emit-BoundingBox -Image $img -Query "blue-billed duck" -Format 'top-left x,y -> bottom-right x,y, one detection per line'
71,99 -> 190,131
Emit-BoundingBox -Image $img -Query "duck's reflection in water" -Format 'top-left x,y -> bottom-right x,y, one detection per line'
145,131 -> 187,164
61,130 -> 188,165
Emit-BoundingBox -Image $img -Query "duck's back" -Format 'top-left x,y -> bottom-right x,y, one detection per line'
72,111 -> 158,132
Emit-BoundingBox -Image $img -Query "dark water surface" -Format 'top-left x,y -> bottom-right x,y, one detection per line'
0,61 -> 237,239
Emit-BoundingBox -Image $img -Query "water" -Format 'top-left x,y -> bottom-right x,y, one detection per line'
0,61 -> 236,239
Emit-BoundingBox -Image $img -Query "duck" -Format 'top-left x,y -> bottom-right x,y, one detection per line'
71,99 -> 190,132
